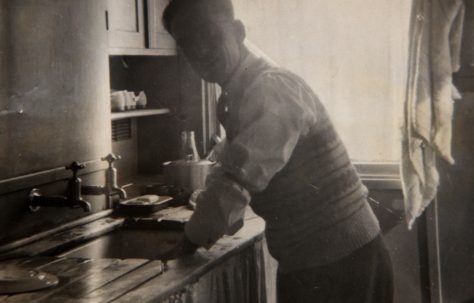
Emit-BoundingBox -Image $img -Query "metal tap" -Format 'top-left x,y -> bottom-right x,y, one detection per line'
81,153 -> 127,208
28,161 -> 91,212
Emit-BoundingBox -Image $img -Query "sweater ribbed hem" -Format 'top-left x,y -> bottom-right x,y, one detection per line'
272,201 -> 381,273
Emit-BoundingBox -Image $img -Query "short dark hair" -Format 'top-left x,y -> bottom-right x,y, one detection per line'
162,0 -> 235,33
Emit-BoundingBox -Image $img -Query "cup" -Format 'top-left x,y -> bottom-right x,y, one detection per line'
137,91 -> 147,109
127,91 -> 137,110
122,91 -> 130,110
111,91 -> 125,111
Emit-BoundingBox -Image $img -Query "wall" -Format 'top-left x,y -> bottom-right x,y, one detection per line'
436,95 -> 474,303
455,0 -> 474,92
0,0 -> 110,245
435,4 -> 474,301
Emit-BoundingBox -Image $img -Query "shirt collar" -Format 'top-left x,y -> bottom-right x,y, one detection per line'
221,52 -> 268,98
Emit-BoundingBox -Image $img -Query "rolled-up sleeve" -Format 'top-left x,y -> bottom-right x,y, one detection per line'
185,73 -> 314,247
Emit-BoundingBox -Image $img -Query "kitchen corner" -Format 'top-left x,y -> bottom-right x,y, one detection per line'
0,207 -> 269,302
0,0 -> 211,248
0,0 -> 267,301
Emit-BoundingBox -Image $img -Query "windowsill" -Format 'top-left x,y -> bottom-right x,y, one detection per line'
354,162 -> 402,190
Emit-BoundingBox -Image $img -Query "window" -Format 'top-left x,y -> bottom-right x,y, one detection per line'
234,0 -> 412,164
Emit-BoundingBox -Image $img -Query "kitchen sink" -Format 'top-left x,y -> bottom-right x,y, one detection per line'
0,209 -> 191,261
52,218 -> 185,260
57,228 -> 183,260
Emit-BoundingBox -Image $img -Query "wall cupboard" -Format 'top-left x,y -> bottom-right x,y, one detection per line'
107,0 -> 176,55
106,0 -> 146,49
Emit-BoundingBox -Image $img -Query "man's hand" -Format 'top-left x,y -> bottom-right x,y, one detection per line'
160,234 -> 199,261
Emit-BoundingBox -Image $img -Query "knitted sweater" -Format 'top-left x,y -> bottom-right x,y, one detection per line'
185,53 -> 380,272
250,91 -> 380,271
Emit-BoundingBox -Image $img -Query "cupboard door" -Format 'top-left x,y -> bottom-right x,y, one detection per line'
147,0 -> 176,53
107,0 -> 146,48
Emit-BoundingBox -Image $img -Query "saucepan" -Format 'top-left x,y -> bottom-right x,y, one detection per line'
162,159 -> 215,194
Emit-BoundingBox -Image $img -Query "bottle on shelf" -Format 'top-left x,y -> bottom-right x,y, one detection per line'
180,131 -> 200,162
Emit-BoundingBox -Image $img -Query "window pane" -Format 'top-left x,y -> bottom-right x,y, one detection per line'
234,0 -> 412,162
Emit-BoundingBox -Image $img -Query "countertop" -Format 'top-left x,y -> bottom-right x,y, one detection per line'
0,208 -> 266,303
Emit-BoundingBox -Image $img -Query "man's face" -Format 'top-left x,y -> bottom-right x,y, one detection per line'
170,15 -> 243,84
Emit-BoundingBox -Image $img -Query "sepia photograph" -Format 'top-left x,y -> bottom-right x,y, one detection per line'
0,0 -> 473,302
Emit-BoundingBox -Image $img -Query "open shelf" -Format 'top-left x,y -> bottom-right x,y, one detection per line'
111,108 -> 170,120
109,47 -> 176,57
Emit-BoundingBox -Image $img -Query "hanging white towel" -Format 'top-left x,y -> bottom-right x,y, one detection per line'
402,0 -> 464,229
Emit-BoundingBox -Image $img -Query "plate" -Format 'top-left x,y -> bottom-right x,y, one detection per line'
118,195 -> 173,215
0,267 -> 58,294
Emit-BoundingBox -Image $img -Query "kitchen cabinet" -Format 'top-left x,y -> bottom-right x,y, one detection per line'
109,107 -> 171,180
107,0 -> 176,55
147,0 -> 176,51
106,0 -> 146,49
107,55 -> 219,180
108,56 -> 181,180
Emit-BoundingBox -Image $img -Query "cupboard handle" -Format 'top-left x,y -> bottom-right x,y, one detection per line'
105,10 -> 109,30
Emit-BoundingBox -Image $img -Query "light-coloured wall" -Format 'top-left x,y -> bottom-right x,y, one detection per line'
1,0 -> 110,178
234,0 -> 412,162
0,0 -> 111,244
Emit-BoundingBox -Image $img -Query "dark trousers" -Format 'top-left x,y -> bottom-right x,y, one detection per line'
277,235 -> 393,303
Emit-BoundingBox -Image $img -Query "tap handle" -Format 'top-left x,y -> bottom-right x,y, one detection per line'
102,153 -> 121,168
66,161 -> 86,178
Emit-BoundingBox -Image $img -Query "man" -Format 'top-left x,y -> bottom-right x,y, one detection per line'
162,0 -> 394,302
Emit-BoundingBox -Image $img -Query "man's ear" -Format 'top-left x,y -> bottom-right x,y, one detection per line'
232,20 -> 246,43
